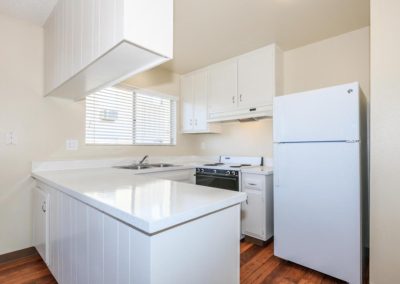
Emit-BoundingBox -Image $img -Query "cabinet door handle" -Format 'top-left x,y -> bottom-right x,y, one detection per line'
42,201 -> 47,213
194,119 -> 197,126
246,198 -> 248,205
248,183 -> 257,186
240,94 -> 243,102
232,96 -> 235,104
189,119 -> 193,126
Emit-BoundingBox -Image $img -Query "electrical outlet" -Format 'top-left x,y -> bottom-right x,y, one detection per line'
5,131 -> 16,145
66,139 -> 79,151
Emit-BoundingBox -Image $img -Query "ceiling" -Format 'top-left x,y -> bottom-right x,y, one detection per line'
163,0 -> 370,74
0,0 -> 370,74
0,0 -> 57,26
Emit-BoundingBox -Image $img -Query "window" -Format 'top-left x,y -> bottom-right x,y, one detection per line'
86,86 -> 177,145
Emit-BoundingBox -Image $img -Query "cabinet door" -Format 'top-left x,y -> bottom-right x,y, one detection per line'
238,45 -> 275,108
33,187 -> 49,265
208,59 -> 238,114
181,75 -> 194,132
193,70 -> 208,131
242,187 -> 265,239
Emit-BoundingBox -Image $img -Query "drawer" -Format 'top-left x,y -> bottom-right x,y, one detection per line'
242,173 -> 265,190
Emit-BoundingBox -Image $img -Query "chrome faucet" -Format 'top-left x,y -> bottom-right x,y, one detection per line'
138,155 -> 149,165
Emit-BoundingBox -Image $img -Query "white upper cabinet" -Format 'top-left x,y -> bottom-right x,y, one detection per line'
238,45 -> 277,109
181,74 -> 194,131
207,44 -> 283,122
208,59 -> 238,114
44,0 -> 173,100
181,70 -> 221,133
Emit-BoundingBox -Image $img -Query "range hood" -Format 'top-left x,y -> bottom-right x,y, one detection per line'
207,105 -> 273,123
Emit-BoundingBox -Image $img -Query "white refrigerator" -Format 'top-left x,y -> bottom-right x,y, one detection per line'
273,82 -> 368,284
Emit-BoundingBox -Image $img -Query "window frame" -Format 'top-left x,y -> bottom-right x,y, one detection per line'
85,84 -> 178,146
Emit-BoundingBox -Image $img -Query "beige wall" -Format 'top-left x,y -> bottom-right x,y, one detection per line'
370,1 -> 400,283
0,13 -> 370,255
195,27 -> 370,158
0,14 -> 195,254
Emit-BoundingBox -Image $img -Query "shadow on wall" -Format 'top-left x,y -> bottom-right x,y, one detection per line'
0,176 -> 35,255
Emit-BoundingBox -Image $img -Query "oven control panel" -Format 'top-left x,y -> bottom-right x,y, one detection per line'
196,168 -> 239,176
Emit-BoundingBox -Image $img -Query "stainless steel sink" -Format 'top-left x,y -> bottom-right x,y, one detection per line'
148,163 -> 177,168
115,164 -> 153,170
114,163 -> 179,170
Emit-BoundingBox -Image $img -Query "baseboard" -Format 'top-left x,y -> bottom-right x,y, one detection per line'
245,235 -> 274,247
0,247 -> 37,264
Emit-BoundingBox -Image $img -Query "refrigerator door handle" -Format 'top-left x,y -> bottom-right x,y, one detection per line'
275,146 -> 280,187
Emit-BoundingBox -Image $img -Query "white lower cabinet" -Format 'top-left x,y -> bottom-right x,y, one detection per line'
241,173 -> 273,241
32,185 -> 49,265
34,180 -> 241,284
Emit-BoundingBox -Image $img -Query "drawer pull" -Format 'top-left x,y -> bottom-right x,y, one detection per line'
248,183 -> 257,186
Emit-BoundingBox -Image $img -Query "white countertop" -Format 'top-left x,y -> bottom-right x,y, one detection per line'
32,168 -> 246,235
240,166 -> 273,175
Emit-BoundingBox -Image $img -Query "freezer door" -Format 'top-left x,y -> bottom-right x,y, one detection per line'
274,142 -> 362,284
273,82 -> 360,142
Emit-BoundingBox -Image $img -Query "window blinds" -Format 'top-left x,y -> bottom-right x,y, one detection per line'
86,87 -> 177,145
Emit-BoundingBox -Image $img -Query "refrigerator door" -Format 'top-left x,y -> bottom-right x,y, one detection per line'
274,142 -> 362,284
274,82 -> 360,142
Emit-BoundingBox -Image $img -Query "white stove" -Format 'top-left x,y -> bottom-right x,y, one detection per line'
200,156 -> 263,171
195,156 -> 263,192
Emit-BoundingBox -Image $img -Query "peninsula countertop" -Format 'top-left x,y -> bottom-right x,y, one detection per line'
32,168 -> 247,235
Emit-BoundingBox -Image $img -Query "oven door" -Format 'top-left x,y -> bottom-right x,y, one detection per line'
195,173 -> 239,191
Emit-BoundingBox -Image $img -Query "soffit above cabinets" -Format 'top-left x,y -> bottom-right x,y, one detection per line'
162,0 -> 370,74
44,0 -> 173,100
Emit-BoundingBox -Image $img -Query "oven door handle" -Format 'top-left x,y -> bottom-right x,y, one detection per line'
194,174 -> 238,181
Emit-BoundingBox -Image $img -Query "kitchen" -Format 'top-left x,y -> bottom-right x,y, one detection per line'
0,0 -> 398,284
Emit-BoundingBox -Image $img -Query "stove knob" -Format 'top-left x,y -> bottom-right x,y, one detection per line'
213,169 -> 217,173
226,171 -> 230,175
201,168 -> 204,173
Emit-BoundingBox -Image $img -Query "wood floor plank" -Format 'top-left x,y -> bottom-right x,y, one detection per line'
0,240 -> 367,284
0,251 -> 56,284
240,241 -> 254,254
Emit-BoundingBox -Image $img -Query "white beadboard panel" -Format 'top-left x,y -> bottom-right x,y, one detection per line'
104,214 -> 118,284
72,0 -> 83,75
48,187 -> 56,276
61,195 -> 72,284
39,180 -> 241,284
115,0 -> 125,45
93,0 -> 100,58
130,229 -> 151,284
99,0 -> 117,54
70,196 -> 78,283
76,200 -> 89,284
88,206 -> 104,284
82,0 -> 95,67
63,0 -> 73,80
117,222 -> 131,284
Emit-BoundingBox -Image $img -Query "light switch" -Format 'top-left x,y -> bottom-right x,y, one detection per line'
5,131 -> 16,145
66,139 -> 79,151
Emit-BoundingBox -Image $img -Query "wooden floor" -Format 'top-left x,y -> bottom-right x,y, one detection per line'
0,252 -> 56,284
240,241 -> 347,284
0,241 -> 366,284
